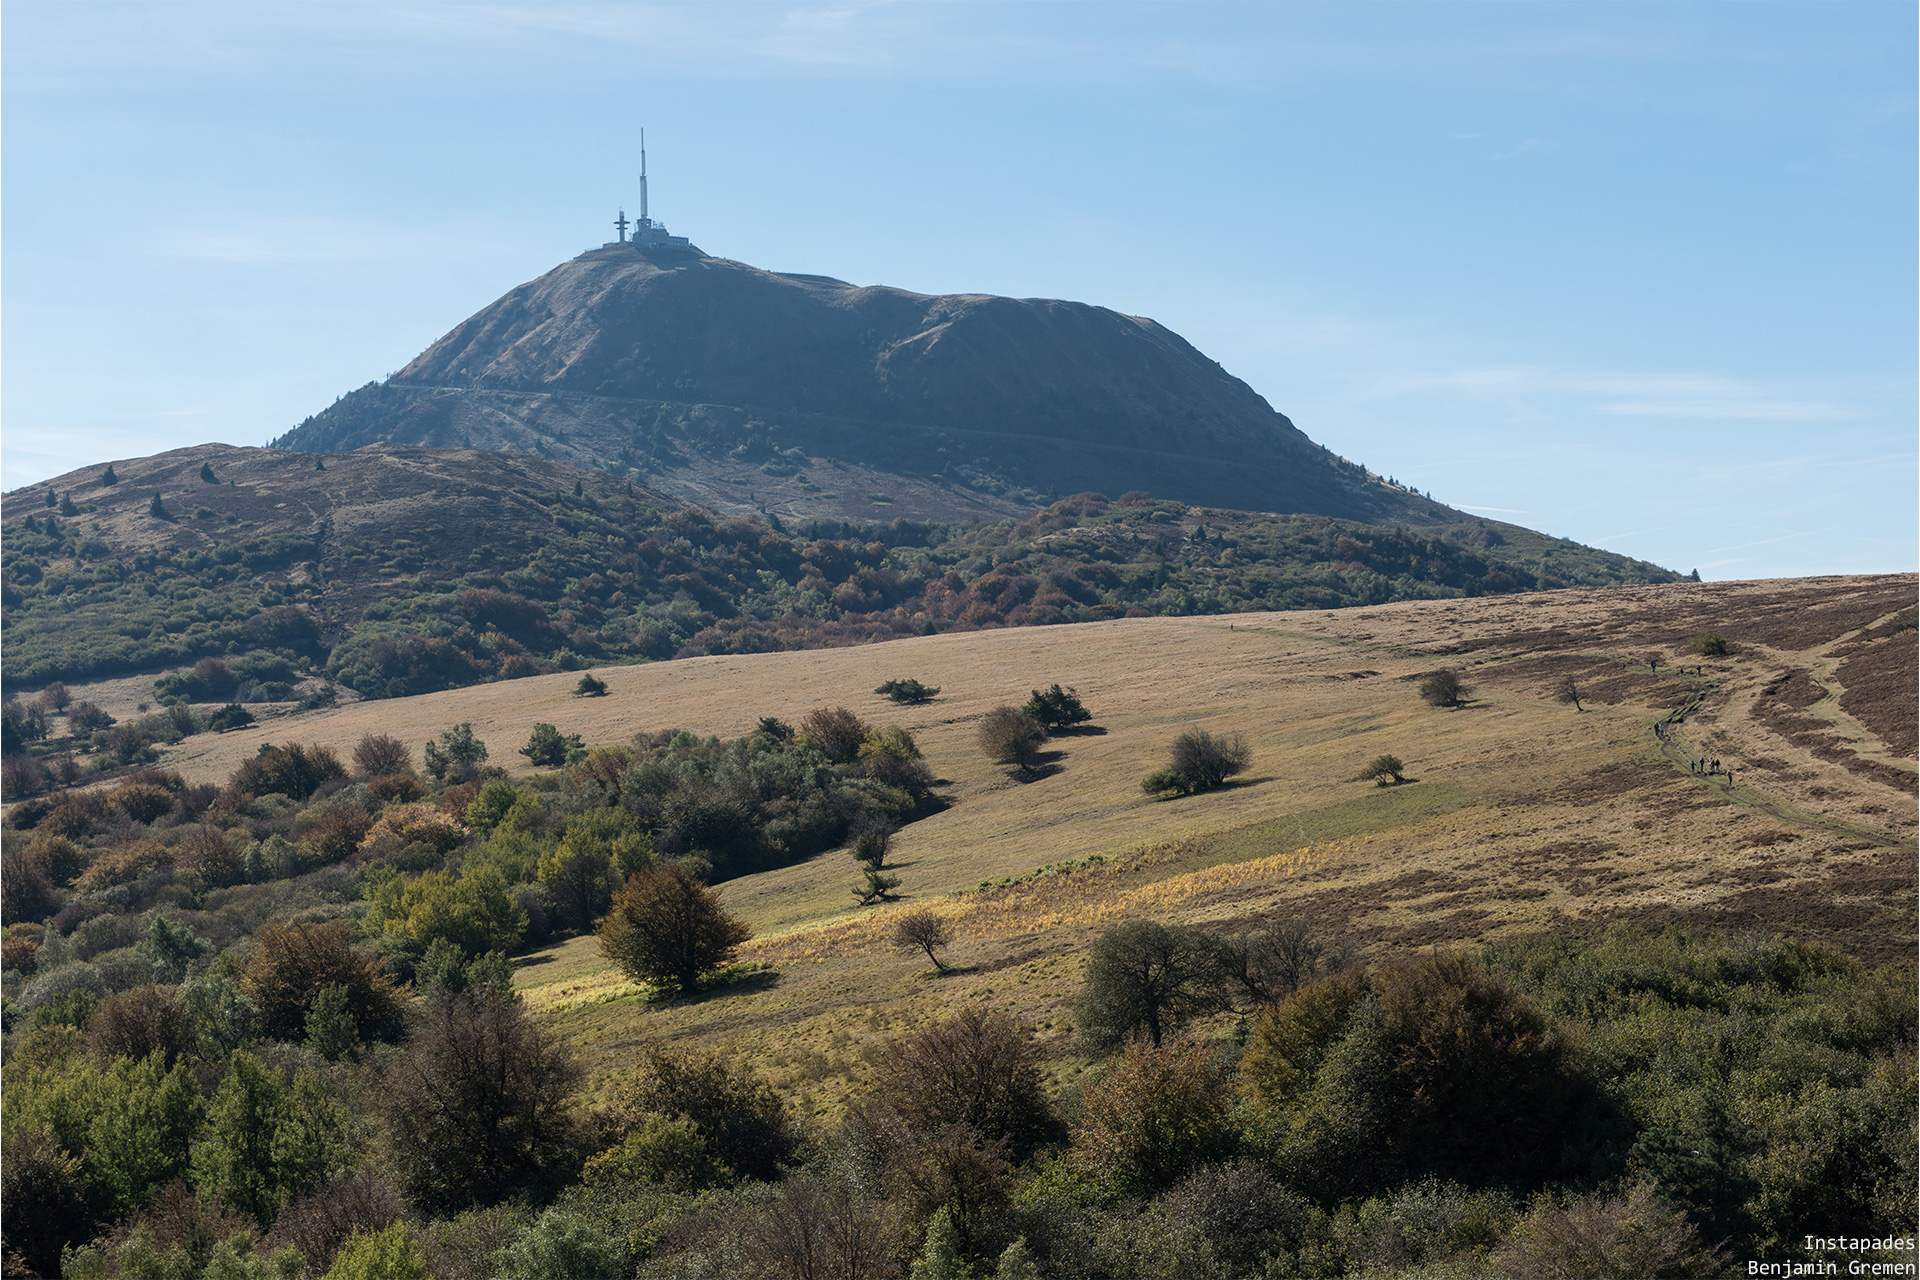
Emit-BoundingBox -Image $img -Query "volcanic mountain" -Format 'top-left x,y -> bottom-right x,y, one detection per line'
275,243 -> 1458,527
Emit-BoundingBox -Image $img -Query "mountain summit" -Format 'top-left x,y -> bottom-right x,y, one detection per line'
275,243 -> 1456,527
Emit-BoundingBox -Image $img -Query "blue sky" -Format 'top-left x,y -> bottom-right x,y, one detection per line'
5,1 -> 1913,579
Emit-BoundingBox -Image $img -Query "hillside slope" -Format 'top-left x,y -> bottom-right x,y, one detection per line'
1,446 -> 1686,694
132,575 -> 1917,1105
271,245 -> 1463,526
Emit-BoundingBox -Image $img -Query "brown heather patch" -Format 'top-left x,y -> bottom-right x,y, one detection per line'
1836,629 -> 1919,759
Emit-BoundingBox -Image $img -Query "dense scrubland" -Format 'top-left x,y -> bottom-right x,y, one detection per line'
1,464 -> 1683,700
4,571 -> 1913,1279
4,701 -> 1914,1277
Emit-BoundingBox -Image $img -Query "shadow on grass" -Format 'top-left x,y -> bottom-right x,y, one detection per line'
917,963 -> 978,979
913,791 -> 956,819
511,953 -> 558,970
1008,759 -> 1065,784
1051,724 -> 1109,737
1141,774 -> 1276,803
647,964 -> 781,1007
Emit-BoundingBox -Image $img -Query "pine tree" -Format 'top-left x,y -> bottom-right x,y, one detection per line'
304,983 -> 358,1061
200,461 -> 218,483
41,488 -> 55,508
148,492 -> 171,520
59,492 -> 80,516
194,1051 -> 288,1223
101,463 -> 119,485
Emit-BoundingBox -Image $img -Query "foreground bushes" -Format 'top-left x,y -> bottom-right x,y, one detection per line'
1,700 -> 1909,1280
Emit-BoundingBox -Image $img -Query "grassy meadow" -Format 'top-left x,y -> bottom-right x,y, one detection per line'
127,573 -> 1917,1113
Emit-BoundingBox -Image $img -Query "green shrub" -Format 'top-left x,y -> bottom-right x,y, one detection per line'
876,678 -> 940,704
492,1208 -> 627,1280
323,1223 -> 429,1280
1140,730 -> 1250,796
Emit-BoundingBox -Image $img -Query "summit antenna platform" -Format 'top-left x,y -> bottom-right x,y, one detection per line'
607,130 -> 693,252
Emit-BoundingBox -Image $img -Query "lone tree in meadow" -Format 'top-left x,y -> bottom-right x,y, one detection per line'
598,863 -> 752,994
1358,754 -> 1406,786
1022,684 -> 1093,730
1691,633 -> 1729,657
892,907 -> 954,972
977,705 -> 1048,776
1419,669 -> 1468,708
200,461 -> 219,484
851,865 -> 902,906
1141,729 -> 1251,797
573,672 -> 608,697
875,678 -> 940,704
1553,675 -> 1584,712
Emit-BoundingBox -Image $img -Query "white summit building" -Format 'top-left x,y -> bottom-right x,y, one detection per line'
607,131 -> 693,252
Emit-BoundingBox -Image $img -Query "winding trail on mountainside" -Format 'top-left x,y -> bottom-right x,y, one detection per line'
1649,655 -> 1913,852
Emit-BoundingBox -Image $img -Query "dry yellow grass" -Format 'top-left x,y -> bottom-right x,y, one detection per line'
126,574 -> 1916,1111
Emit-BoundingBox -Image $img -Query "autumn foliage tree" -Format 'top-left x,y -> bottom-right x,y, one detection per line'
598,863 -> 753,993
976,706 -> 1047,776
798,706 -> 871,764
229,743 -> 345,801
865,1006 -> 1057,1159
1070,1038 -> 1236,1192
240,921 -> 406,1044
352,733 -> 414,778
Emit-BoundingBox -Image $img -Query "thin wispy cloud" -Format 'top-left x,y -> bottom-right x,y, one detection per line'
133,219 -> 506,267
1412,366 -> 1860,424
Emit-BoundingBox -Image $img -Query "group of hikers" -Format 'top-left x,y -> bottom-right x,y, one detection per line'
1653,719 -> 1736,787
